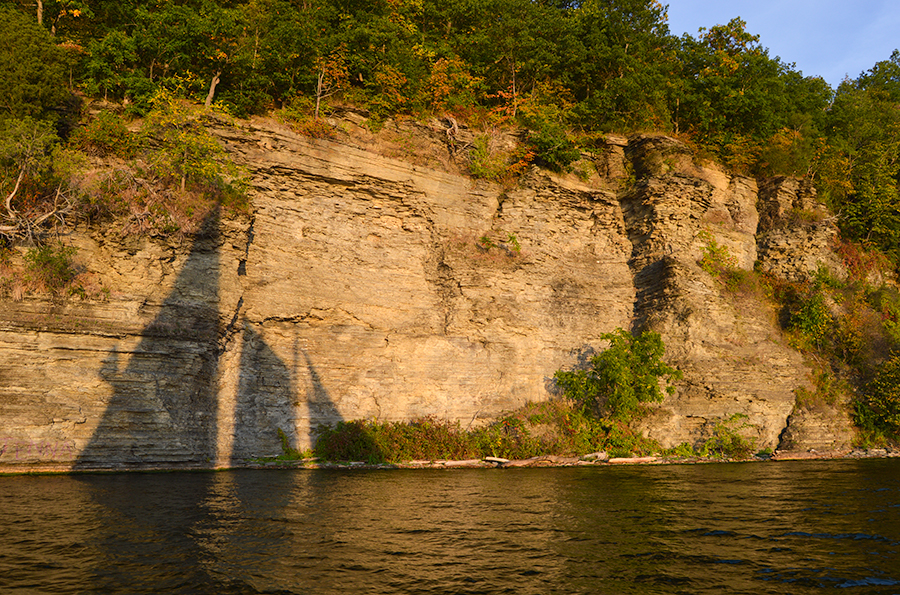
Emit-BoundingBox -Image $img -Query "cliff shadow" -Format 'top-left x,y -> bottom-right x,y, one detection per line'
231,323 -> 297,462
231,324 -> 347,463
75,212 -> 222,469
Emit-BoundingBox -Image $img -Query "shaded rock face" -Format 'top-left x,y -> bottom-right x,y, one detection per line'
0,124 -> 854,470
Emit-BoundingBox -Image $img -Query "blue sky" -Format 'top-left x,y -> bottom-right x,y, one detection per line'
664,0 -> 900,89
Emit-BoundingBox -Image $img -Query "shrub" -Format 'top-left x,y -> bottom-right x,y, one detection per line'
142,89 -> 248,203
71,111 -> 137,158
696,231 -> 760,293
23,243 -> 80,295
789,290 -> 833,349
698,414 -> 758,460
275,96 -> 339,139
855,355 -> 900,441
698,231 -> 735,273
310,399 -> 664,463
468,134 -> 508,181
315,417 -> 477,464
525,119 -> 581,173
554,328 -> 681,421
315,420 -> 387,463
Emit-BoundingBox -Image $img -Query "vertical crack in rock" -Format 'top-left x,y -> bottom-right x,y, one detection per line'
616,135 -> 810,450
219,296 -> 244,355
425,231 -> 463,336
237,215 -> 255,277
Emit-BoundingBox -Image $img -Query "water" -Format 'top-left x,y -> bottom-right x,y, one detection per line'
2,460 -> 900,594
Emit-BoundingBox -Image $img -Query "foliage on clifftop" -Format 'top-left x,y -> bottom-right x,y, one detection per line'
3,0 -> 900,266
0,90 -> 248,299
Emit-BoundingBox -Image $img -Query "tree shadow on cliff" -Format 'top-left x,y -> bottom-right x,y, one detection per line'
232,323 -> 298,463
232,323 -> 346,464
75,211 -> 222,469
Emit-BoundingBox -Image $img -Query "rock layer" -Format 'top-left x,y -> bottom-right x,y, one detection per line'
0,121 -> 854,470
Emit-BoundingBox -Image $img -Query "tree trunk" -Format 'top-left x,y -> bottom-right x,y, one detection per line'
315,69 -> 325,120
205,70 -> 222,108
36,0 -> 43,26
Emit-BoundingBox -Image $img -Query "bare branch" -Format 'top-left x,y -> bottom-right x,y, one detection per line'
5,166 -> 25,219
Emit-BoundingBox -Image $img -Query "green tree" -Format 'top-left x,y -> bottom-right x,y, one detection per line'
822,56 -> 900,257
142,90 -> 247,199
0,117 -> 58,223
857,354 -> 900,439
83,30 -> 137,101
675,17 -> 824,169
455,0 -> 574,118
570,0 -> 677,131
554,328 -> 681,421
0,8 -> 67,119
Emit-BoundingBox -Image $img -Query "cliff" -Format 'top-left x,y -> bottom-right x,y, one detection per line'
0,114 -> 856,470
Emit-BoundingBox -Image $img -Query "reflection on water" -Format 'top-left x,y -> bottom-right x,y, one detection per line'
1,460 -> 900,594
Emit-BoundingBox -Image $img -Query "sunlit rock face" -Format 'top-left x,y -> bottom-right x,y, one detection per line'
0,120 -> 853,470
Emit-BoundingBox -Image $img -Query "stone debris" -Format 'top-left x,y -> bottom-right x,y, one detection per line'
581,451 -> 609,462
608,456 -> 658,464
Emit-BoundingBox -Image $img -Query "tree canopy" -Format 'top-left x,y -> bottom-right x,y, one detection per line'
4,0 -> 900,264
0,7 -> 67,118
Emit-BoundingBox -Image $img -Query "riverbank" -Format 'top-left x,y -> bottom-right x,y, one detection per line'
5,447 -> 899,475
241,447 -> 900,470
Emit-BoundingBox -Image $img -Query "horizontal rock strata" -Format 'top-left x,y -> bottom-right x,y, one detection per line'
0,121 -> 856,470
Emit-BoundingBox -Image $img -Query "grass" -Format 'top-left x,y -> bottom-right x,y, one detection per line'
300,399 -> 763,464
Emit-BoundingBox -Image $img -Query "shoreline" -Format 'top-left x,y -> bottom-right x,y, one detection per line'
2,447 -> 899,476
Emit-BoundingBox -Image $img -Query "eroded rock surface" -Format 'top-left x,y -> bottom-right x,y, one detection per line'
0,122 -> 856,470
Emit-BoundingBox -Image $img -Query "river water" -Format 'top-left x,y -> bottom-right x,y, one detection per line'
2,459 -> 899,594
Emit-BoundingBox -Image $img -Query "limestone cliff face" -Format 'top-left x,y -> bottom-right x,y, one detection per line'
0,117 -> 854,470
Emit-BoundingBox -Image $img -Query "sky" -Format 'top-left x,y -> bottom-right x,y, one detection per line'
664,0 -> 900,89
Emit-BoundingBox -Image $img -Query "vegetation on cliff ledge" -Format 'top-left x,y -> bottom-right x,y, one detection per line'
301,329 -> 755,463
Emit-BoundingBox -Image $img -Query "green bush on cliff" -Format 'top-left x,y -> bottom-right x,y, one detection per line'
554,328 -> 681,422
22,242 -> 84,296
71,111 -> 137,158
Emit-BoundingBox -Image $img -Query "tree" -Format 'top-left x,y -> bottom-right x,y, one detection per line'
823,64 -> 900,257
129,2 -> 242,109
453,0 -> 573,118
143,90 -> 246,197
554,328 -> 681,421
674,17 -> 821,169
571,0 -> 676,131
83,30 -> 137,101
857,354 -> 900,438
314,47 -> 348,119
0,116 -> 81,241
855,49 -> 900,102
0,8 -> 67,119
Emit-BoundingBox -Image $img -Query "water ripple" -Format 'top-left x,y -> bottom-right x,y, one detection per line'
1,461 -> 899,593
